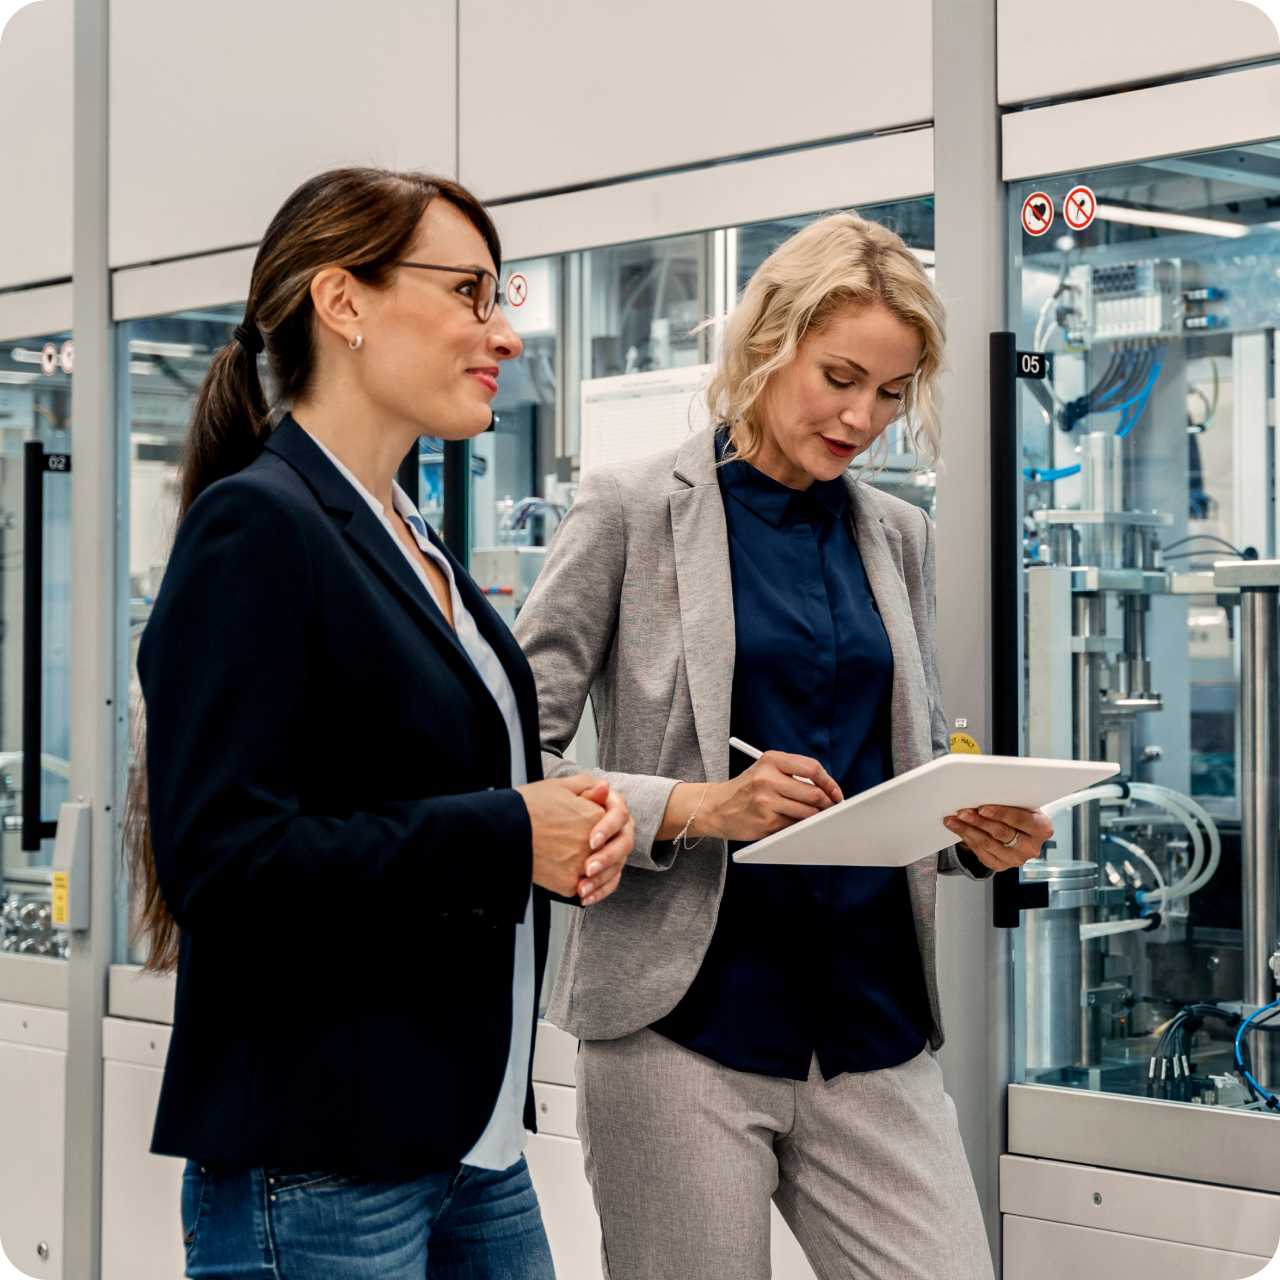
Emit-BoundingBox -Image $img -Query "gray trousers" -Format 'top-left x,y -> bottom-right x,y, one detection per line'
576,1029 -> 994,1280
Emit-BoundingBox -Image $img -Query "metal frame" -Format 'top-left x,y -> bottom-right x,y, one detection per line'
63,0 -> 118,1272
932,0 -> 1008,1258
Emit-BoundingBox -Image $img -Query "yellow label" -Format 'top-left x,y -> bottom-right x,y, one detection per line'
51,871 -> 69,927
950,732 -> 982,755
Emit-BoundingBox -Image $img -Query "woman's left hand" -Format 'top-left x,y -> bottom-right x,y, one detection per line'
943,805 -> 1054,872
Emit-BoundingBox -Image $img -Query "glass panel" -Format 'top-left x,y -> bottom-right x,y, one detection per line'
120,305 -> 242,962
583,234 -> 710,377
469,257 -> 565,625
732,200 -> 938,516
1009,142 -> 1280,1107
465,256 -> 583,1013
0,330 -> 73,960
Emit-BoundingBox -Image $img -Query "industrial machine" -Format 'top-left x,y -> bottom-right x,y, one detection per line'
1008,150 -> 1280,1124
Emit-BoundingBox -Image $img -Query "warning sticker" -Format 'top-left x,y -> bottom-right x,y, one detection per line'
1021,192 -> 1054,238
51,871 -> 69,928
1063,185 -> 1097,232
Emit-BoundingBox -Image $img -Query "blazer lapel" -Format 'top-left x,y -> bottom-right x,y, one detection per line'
670,429 -> 736,783
264,418 -> 496,713
846,481 -> 932,776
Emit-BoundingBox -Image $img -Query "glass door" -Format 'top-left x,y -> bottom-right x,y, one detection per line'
1004,140 -> 1280,1108
0,330 -> 73,962
118,304 -> 243,963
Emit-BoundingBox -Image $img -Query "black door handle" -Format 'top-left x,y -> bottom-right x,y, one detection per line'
989,332 -> 1030,928
22,441 -> 70,853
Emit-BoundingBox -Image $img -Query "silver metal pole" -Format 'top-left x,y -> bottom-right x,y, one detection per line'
932,0 -> 1006,1255
1240,588 -> 1279,1003
65,0 -> 117,1273
1072,593 -> 1105,1067
1217,561 -> 1280,1083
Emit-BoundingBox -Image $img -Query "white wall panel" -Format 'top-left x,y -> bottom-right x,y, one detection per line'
0,0 -> 72,291
101,1024 -> 183,1280
112,248 -> 255,322
493,130 -> 933,262
1001,1156 -> 1280,1258
459,0 -> 931,201
109,1 -> 458,269
0,1005 -> 67,1279
0,284 -> 72,344
1003,64 -> 1280,182
998,0 -> 1278,106
1003,1215 -> 1269,1280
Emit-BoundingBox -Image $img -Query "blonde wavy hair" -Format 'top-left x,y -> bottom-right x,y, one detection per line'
705,211 -> 946,470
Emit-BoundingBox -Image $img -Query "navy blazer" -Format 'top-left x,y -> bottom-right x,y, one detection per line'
139,415 -> 551,1177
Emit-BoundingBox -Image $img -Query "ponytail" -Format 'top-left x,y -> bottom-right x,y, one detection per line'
178,328 -> 271,520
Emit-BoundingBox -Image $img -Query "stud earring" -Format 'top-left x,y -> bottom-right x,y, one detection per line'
349,334 -> 364,351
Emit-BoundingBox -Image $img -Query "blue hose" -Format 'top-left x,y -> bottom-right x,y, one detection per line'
1234,998 -> 1280,1108
1024,463 -> 1082,482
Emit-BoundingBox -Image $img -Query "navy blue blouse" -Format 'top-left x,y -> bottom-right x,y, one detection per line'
650,436 -> 934,1081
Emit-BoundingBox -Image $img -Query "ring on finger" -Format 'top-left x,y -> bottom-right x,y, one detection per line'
1000,829 -> 1019,849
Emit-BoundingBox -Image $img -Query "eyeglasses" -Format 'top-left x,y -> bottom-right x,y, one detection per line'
396,262 -> 499,323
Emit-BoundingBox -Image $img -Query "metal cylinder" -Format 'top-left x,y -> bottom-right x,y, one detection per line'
1048,524 -> 1074,568
1073,593 -> 1105,860
1080,431 -> 1124,513
1239,585 -> 1280,1012
1022,861 -> 1100,1072
1080,431 -> 1125,568
1118,595 -> 1153,698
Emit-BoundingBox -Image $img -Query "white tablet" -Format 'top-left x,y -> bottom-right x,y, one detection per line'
731,754 -> 1120,868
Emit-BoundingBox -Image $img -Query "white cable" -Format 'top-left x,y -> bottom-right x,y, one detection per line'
1044,782 -> 1217,905
1042,782 -> 1124,821
1081,917 -> 1157,942
0,751 -> 71,781
1127,784 -> 1205,902
1048,783 -> 1202,890
1136,783 -> 1223,906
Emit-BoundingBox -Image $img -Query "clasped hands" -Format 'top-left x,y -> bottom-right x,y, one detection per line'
517,774 -> 634,906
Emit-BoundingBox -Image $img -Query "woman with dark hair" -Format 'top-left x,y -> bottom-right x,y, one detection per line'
128,167 -> 634,1279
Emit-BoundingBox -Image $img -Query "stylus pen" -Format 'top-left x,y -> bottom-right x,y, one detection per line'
728,736 -> 817,787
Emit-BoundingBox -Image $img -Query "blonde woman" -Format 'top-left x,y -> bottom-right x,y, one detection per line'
516,213 -> 1051,1279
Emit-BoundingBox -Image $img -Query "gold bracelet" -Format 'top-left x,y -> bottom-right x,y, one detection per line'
674,784 -> 710,851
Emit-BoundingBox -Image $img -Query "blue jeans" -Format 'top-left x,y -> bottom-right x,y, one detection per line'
180,1157 -> 556,1278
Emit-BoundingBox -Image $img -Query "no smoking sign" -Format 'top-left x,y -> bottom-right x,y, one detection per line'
1064,185 -> 1096,232
1021,192 -> 1054,238
506,273 -> 528,307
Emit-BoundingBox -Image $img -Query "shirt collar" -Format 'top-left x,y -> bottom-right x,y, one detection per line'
307,432 -> 426,533
715,427 -> 850,528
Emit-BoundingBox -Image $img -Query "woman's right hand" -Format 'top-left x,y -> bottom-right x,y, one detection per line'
703,752 -> 843,842
517,774 -> 617,897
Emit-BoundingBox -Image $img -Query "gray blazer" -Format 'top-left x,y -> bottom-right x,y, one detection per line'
515,425 -> 987,1047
